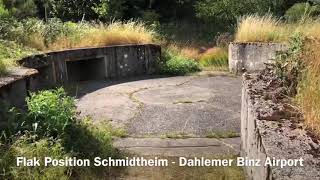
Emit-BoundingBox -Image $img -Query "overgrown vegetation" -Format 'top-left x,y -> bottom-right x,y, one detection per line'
235,14 -> 320,43
160,48 -> 201,75
295,39 -> 320,135
235,13 -> 320,136
0,88 -> 124,179
199,47 -> 228,70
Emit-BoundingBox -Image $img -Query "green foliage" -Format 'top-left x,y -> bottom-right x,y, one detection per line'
0,135 -> 70,180
195,0 -> 286,24
0,88 -> 124,179
161,49 -> 200,75
199,48 -> 228,70
275,33 -> 305,96
0,59 -> 6,75
0,0 -> 9,18
26,88 -> 76,137
0,40 -> 39,76
141,10 -> 160,24
2,0 -> 37,18
284,2 -> 320,22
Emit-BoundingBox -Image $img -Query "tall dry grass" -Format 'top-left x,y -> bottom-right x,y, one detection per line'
235,15 -> 288,43
166,44 -> 201,60
199,47 -> 228,70
296,39 -> 320,135
235,15 -> 320,43
47,21 -> 157,51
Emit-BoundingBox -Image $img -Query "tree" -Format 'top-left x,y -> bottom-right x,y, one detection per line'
195,0 -> 288,24
3,0 -> 37,18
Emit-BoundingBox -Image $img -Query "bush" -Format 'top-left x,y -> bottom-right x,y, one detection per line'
0,59 -> 6,76
0,88 -> 124,179
199,47 -> 228,70
0,135 -> 70,180
161,49 -> 200,75
275,33 -> 305,96
26,88 -> 76,137
284,3 -> 320,22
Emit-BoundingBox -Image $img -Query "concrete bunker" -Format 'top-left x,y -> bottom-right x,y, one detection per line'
66,57 -> 107,82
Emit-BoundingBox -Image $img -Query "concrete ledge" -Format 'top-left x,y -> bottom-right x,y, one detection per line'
241,73 -> 320,180
0,67 -> 38,108
229,42 -> 288,74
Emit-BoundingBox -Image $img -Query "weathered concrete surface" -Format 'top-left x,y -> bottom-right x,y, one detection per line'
113,137 -> 240,157
76,74 -> 242,137
0,67 -> 38,108
19,44 -> 161,88
242,72 -> 320,180
229,42 -> 288,74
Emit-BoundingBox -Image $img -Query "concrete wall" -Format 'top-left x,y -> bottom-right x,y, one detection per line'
0,44 -> 161,108
229,42 -> 288,74
0,68 -> 38,109
20,44 -> 161,89
241,74 -> 320,180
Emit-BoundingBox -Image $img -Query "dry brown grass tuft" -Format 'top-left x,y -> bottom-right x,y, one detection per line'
235,15 -> 320,43
235,15 -> 288,43
199,47 -> 228,70
166,44 -> 201,60
47,21 -> 157,51
296,39 -> 320,135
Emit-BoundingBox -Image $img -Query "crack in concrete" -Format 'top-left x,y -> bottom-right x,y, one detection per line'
215,139 -> 239,153
116,144 -> 222,149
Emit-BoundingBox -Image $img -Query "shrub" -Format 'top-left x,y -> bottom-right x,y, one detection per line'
274,33 -> 305,96
161,49 -> 200,75
284,3 -> 320,22
0,135 -> 70,180
26,88 -> 76,137
0,40 -> 39,76
199,47 -> 228,70
0,59 -> 6,76
1,88 -> 124,179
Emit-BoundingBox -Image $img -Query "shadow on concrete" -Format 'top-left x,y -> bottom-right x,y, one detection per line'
64,75 -> 174,98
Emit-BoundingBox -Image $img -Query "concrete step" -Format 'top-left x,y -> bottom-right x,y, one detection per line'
113,137 -> 240,157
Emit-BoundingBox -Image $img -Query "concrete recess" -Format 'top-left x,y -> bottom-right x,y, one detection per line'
0,44 -> 161,108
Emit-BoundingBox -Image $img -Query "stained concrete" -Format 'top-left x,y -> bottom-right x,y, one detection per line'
76,75 -> 242,137
229,42 -> 288,74
76,74 -> 242,158
242,72 -> 320,180
113,137 -> 240,157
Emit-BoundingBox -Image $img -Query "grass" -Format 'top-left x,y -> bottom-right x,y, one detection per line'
206,131 -> 240,139
160,48 -> 201,75
235,15 -> 320,43
0,19 -> 158,76
0,88 -> 125,179
235,15 -> 288,43
296,39 -> 320,135
235,15 -> 320,137
0,40 -> 39,76
164,132 -> 194,139
199,47 -> 228,71
47,21 -> 158,51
